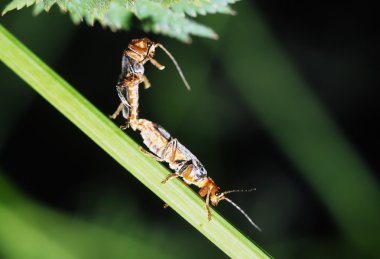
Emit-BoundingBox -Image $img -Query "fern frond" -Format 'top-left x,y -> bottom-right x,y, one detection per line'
2,0 -> 237,42
170,0 -> 239,17
135,0 -> 218,43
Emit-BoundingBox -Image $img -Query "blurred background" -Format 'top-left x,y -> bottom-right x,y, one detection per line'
1,1 -> 379,258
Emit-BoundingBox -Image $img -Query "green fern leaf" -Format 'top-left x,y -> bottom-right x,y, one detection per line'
2,0 -> 40,14
170,0 -> 239,17
2,0 -> 237,41
135,0 -> 218,42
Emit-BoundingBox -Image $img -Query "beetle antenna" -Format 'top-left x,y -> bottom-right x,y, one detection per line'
222,188 -> 256,196
156,43 -> 191,91
223,197 -> 261,232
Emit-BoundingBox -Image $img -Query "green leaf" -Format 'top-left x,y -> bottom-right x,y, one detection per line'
3,0 -> 133,31
1,0 -> 39,14
169,0 -> 238,17
135,0 -> 218,43
2,0 -> 237,41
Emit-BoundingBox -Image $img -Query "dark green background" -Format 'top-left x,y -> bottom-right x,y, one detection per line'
1,1 -> 379,258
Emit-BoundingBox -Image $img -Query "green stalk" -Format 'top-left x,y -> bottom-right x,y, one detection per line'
0,203 -> 78,259
0,25 -> 270,259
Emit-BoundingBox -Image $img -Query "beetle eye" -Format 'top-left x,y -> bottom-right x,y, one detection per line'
147,42 -> 152,48
215,192 -> 221,196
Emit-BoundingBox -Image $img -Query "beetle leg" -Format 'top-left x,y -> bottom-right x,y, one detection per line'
120,122 -> 130,130
161,160 -> 191,184
205,189 -> 212,221
139,147 -> 164,162
161,173 -> 180,184
110,103 -> 123,120
149,58 -> 165,70
161,138 -> 178,163
142,75 -> 151,89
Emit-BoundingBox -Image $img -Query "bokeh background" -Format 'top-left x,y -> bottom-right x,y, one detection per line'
1,1 -> 379,258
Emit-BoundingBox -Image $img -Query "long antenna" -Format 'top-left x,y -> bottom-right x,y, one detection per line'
222,188 -> 256,196
223,197 -> 262,232
156,43 -> 191,91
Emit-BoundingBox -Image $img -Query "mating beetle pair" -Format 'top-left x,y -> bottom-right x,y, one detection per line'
110,38 -> 260,231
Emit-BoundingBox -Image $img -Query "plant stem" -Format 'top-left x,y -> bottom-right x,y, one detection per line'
0,25 -> 270,258
0,201 -> 78,259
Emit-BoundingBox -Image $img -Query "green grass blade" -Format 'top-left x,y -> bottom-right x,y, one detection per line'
0,24 -> 271,259
0,204 -> 78,259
